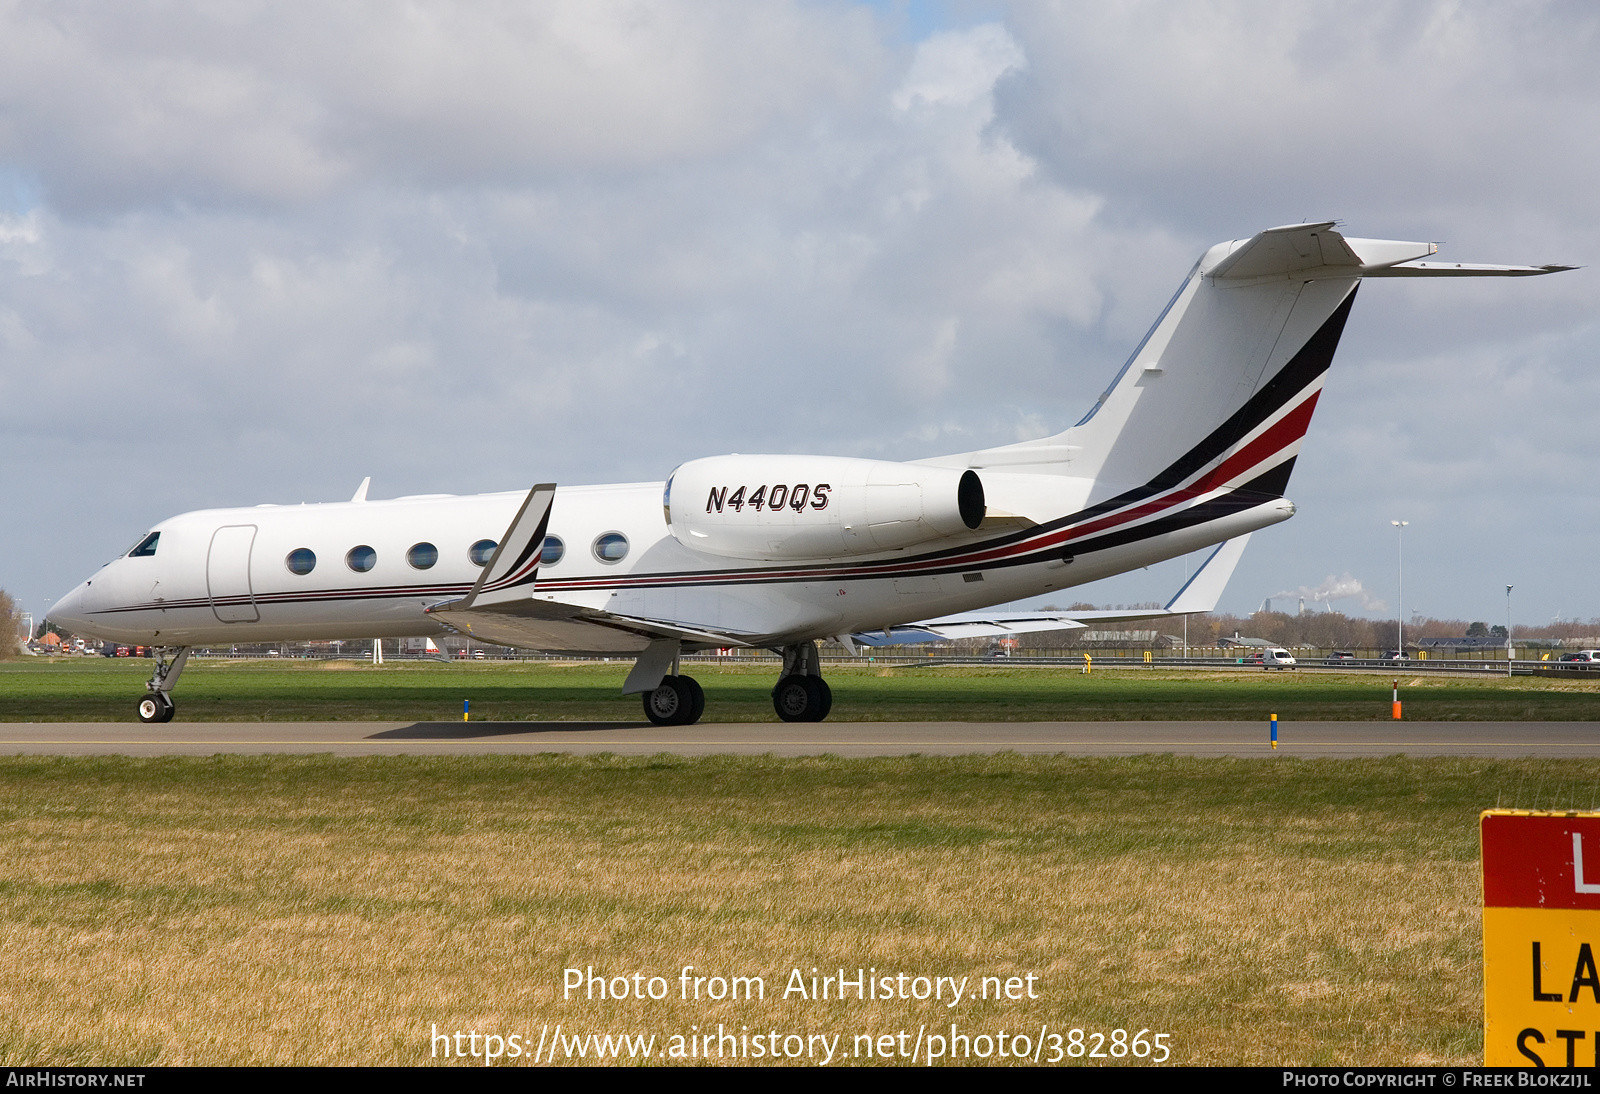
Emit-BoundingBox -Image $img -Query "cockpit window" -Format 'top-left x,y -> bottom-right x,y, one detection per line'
127,532 -> 160,558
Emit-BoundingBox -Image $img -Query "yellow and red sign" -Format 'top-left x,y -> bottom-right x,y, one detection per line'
1483,809 -> 1600,1066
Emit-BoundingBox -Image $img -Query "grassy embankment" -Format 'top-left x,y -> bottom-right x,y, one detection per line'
4,657 -> 1600,722
6,752 -> 1589,1066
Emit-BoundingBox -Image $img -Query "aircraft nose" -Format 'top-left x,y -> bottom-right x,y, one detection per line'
50,583 -> 92,633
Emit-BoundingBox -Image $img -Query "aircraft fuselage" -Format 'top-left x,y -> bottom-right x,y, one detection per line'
54,478 -> 1291,650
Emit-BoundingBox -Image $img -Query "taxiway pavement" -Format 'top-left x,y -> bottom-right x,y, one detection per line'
1,720 -> 1597,757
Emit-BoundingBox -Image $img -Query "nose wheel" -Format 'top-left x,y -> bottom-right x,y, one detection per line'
137,692 -> 175,723
642,674 -> 705,726
136,647 -> 190,723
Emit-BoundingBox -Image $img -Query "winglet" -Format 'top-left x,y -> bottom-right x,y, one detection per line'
351,476 -> 371,503
1164,534 -> 1251,614
456,484 -> 557,611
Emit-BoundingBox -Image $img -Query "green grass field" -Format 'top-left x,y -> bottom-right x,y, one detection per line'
4,659 -> 1593,1064
3,656 -> 1598,722
1,752 -> 1593,1066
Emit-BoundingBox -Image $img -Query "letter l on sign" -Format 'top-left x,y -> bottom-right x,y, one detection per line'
1575,833 -> 1600,894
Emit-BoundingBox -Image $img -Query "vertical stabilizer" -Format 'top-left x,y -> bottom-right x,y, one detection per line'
1062,223 -> 1374,503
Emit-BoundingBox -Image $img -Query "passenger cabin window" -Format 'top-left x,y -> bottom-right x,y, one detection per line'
468,539 -> 498,567
407,542 -> 439,570
593,532 -> 629,564
347,545 -> 376,573
541,536 -> 565,566
286,548 -> 316,575
128,532 -> 160,558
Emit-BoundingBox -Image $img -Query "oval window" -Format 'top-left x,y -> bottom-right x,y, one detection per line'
468,539 -> 498,567
286,548 -> 317,575
346,545 -> 376,573
541,535 -> 565,566
592,532 -> 629,564
407,542 -> 439,570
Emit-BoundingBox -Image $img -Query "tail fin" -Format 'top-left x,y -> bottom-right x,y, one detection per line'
951,223 -> 1571,509
1064,222 -> 1374,501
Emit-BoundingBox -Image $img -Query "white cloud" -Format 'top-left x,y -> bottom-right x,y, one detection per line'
0,1 -> 1595,629
893,23 -> 1026,111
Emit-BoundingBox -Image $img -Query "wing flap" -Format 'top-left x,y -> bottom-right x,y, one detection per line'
428,594 -> 756,654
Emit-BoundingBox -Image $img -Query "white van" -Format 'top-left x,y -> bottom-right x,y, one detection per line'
1253,648 -> 1297,670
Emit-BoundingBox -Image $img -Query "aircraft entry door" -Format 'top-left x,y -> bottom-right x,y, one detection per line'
208,525 -> 261,623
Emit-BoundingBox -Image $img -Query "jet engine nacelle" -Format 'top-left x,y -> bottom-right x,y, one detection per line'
665,454 -> 986,561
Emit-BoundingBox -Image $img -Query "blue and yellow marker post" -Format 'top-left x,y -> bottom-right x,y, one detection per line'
463,699 -> 470,723
1270,713 -> 1277,750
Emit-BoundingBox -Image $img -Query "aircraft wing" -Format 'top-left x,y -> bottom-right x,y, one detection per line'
428,595 -> 759,654
849,535 -> 1250,648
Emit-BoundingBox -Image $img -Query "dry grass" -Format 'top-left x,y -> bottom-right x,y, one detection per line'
0,753 -> 1551,1065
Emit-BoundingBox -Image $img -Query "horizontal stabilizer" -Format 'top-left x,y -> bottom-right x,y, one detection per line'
1163,534 -> 1250,614
1206,223 -> 1574,282
853,535 -> 1252,647
1362,260 -> 1578,277
851,613 -> 1087,647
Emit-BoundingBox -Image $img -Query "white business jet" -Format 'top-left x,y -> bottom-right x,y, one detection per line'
49,222 -> 1571,724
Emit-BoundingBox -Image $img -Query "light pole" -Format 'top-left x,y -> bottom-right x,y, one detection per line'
1391,521 -> 1408,655
1506,585 -> 1514,677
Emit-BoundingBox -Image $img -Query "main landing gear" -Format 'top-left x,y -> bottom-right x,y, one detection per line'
642,674 -> 705,727
771,641 -> 831,723
628,638 -> 835,725
137,647 -> 191,723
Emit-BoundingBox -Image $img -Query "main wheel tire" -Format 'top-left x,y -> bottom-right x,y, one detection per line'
677,674 -> 706,725
772,675 -> 828,722
643,676 -> 700,726
813,677 -> 832,720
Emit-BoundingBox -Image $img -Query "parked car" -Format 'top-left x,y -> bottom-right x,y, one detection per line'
1559,651 -> 1600,664
1326,651 -> 1357,663
1383,650 -> 1410,661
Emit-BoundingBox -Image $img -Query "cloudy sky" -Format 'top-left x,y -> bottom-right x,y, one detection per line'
2,0 -> 1596,630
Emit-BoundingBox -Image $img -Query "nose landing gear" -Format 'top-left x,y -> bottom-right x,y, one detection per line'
137,692 -> 174,723
772,641 -> 832,722
137,647 -> 190,723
